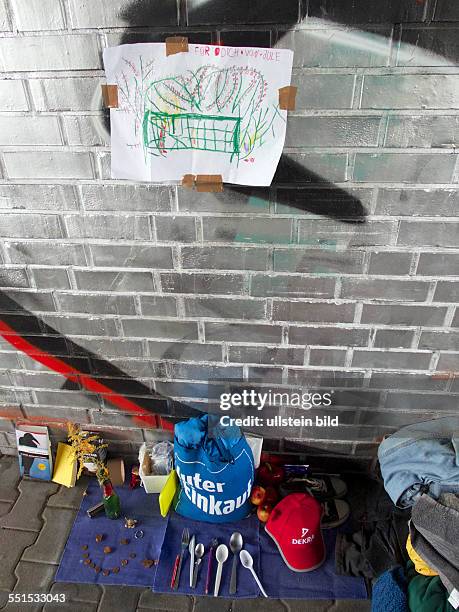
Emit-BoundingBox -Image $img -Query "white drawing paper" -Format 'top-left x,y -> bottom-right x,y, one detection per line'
103,43 -> 294,186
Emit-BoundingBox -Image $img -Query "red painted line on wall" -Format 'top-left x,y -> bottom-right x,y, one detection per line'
0,320 -> 174,432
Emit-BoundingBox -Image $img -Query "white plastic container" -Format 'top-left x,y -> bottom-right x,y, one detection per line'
138,443 -> 170,494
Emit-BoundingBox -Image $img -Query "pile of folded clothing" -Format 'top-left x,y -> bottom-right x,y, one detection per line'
336,417 -> 459,611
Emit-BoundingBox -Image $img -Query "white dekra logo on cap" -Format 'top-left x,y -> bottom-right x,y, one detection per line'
292,527 -> 315,545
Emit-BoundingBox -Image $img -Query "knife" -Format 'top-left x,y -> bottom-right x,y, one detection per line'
188,534 -> 195,587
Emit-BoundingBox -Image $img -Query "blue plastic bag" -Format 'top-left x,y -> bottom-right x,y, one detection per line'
174,414 -> 255,523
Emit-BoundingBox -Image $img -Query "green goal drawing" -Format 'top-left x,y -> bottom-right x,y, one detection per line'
143,111 -> 241,160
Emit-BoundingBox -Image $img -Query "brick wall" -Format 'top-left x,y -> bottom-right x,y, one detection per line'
0,0 -> 458,469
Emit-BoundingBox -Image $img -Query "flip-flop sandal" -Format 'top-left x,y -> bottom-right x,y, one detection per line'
321,498 -> 350,529
280,475 -> 347,501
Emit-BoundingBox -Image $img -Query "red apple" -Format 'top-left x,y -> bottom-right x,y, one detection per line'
257,462 -> 285,487
257,503 -> 273,523
264,486 -> 278,505
260,453 -> 280,466
250,485 -> 266,506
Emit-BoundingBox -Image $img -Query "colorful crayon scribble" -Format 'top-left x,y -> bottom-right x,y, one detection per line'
116,59 -> 284,164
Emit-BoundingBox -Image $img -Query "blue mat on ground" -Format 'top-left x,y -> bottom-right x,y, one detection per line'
153,513 -> 260,598
56,480 -> 367,599
55,479 -> 168,586
260,526 -> 367,599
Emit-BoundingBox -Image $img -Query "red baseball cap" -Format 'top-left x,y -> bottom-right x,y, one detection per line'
265,492 -> 325,572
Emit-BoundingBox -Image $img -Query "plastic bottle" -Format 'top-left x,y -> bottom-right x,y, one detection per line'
102,480 -> 121,519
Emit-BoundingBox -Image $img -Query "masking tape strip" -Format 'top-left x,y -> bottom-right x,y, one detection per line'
195,174 -> 223,192
101,84 -> 119,108
278,85 -> 297,110
181,174 -> 195,189
182,174 -> 223,192
431,371 -> 459,380
166,36 -> 189,56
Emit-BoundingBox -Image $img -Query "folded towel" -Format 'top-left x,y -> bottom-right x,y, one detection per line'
371,566 -> 408,612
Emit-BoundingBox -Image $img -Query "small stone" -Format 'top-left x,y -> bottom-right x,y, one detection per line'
142,559 -> 155,568
89,562 -> 95,568
121,559 -> 128,566
94,566 -> 101,574
82,553 -> 89,558
112,567 -> 120,574
102,569 -> 110,576
120,538 -> 129,545
103,546 -> 112,554
84,559 -> 91,566
81,545 -> 88,551
95,534 -> 104,543
129,552 -> 136,559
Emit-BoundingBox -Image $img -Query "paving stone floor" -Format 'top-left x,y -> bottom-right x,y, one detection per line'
0,454 -> 371,612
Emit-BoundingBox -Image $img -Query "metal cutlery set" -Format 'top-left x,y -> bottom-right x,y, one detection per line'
170,528 -> 267,597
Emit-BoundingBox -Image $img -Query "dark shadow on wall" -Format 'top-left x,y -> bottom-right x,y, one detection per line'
99,0 -> 370,223
119,0 -> 306,31
113,0 -> 459,219
119,0 -> 428,28
258,156 -> 366,221
0,292 -> 202,427
119,0 -> 459,63
110,0 -> 459,221
1,292 -> 453,444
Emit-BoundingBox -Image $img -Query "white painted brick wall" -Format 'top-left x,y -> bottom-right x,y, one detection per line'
29,77 -> 105,111
0,0 -> 10,31
361,75 -> 459,109
62,116 -> 109,146
0,184 -> 79,210
11,0 -> 66,31
0,80 -> 28,111
67,0 -> 176,29
3,151 -> 95,179
0,115 -> 62,145
0,0 -> 457,466
0,34 -> 101,71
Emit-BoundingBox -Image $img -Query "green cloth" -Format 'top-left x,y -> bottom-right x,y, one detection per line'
407,561 -> 455,612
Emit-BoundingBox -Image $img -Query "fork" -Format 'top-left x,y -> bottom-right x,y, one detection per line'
171,528 -> 190,590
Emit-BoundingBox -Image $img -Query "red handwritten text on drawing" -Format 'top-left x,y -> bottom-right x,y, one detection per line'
193,45 -> 281,62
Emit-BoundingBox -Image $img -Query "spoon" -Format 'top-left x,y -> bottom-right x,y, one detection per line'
229,532 -> 243,594
214,544 -> 229,597
192,543 -> 205,588
240,549 -> 268,598
205,538 -> 218,595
